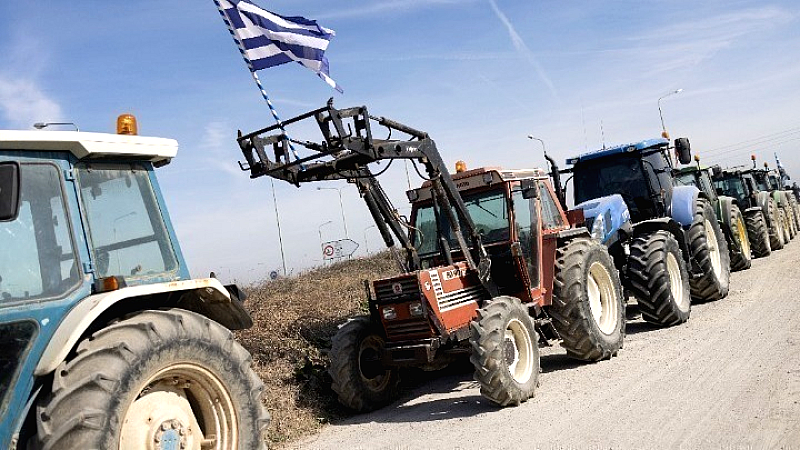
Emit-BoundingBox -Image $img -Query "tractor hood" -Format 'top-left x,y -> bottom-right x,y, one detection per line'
574,194 -> 630,245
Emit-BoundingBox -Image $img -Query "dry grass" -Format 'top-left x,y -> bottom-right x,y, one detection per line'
234,252 -> 399,446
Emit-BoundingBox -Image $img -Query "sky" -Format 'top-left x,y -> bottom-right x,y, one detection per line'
1,0 -> 799,283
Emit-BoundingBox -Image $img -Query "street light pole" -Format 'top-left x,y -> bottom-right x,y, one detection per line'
658,88 -> 683,138
363,225 -> 377,255
317,186 -> 349,238
270,178 -> 288,276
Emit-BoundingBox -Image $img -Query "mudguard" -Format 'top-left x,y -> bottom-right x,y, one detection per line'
772,190 -> 788,208
671,185 -> 700,228
716,196 -> 736,231
574,194 -> 631,246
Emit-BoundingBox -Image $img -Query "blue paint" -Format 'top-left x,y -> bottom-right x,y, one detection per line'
566,138 -> 669,165
160,429 -> 181,450
671,185 -> 699,228
575,194 -> 630,245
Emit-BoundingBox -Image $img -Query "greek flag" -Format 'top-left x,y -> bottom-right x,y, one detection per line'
218,0 -> 343,93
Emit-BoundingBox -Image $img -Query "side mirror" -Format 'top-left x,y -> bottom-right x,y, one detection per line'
520,179 -> 539,199
675,137 -> 691,165
0,162 -> 21,222
715,187 -> 724,196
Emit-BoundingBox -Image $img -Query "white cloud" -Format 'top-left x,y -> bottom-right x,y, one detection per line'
486,0 -> 558,99
0,77 -> 62,129
317,0 -> 477,20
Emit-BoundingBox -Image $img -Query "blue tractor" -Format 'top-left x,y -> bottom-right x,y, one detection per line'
0,117 -> 268,449
561,138 -> 730,326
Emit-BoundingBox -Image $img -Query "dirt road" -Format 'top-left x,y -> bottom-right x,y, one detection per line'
297,241 -> 800,449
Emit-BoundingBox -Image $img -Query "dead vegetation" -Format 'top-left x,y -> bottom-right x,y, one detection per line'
234,252 -> 399,446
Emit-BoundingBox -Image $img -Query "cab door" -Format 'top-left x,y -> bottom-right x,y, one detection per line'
510,186 -> 542,304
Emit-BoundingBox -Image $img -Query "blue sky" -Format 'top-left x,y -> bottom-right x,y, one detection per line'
2,0 -> 799,282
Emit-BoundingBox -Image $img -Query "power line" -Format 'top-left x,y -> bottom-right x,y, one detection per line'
703,126 -> 800,156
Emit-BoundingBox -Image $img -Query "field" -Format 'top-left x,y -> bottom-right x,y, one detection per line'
234,252 -> 398,445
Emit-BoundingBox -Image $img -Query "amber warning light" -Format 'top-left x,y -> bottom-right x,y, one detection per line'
117,114 -> 138,135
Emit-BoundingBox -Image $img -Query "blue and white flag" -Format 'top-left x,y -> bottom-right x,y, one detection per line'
218,0 -> 343,93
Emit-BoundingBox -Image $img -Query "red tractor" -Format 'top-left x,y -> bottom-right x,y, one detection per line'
237,102 -> 625,410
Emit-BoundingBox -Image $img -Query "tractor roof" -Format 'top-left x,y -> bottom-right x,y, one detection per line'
0,130 -> 178,164
409,166 -> 548,203
566,138 -> 668,165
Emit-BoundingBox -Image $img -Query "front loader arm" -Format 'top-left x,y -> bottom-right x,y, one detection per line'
236,101 -> 496,294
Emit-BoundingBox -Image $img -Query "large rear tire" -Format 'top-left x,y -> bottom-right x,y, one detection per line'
687,198 -> 731,302
728,204 -> 752,271
470,296 -> 539,407
329,316 -> 399,412
35,309 -> 269,450
548,238 -> 624,361
767,198 -> 785,250
627,231 -> 692,326
745,209 -> 771,258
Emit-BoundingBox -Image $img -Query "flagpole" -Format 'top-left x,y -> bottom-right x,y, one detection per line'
213,0 -> 300,160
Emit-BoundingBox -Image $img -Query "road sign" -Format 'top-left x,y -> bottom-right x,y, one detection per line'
269,270 -> 279,280
321,239 -> 360,260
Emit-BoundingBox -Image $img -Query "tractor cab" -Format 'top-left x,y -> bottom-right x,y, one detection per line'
570,138 -> 689,224
406,166 -> 571,306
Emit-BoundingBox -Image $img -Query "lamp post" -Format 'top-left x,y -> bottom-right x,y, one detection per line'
658,88 -> 683,139
527,135 -> 546,154
33,122 -> 80,131
316,186 -> 349,238
363,225 -> 377,254
318,220 -> 333,254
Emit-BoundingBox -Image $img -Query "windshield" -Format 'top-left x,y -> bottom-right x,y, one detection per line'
573,154 -> 656,222
412,189 -> 509,257
714,174 -> 747,203
674,172 -> 697,188
76,163 -> 178,283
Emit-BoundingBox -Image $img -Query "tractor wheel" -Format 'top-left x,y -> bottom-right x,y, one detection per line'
767,198 -> 785,250
728,204 -> 752,271
627,231 -> 692,326
687,198 -> 731,302
780,208 -> 792,242
470,296 -> 539,407
745,209 -> 771,258
787,205 -> 798,239
329,316 -> 399,412
548,238 -> 624,361
35,309 -> 269,450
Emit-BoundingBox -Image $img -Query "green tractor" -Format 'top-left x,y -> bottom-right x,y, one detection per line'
673,160 -> 753,271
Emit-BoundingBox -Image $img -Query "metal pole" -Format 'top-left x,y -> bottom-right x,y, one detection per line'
317,187 -> 349,238
270,178 -> 288,276
658,88 -> 683,137
364,225 -> 377,254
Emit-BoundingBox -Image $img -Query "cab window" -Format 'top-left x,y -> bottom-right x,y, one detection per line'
0,164 -> 80,303
538,181 -> 564,229
76,163 -> 178,282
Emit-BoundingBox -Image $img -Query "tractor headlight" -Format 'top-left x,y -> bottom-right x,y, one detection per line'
382,306 -> 397,320
591,214 -> 605,240
409,301 -> 424,317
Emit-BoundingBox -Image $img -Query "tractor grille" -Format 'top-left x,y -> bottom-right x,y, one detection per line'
384,318 -> 432,341
437,285 -> 486,311
373,277 -> 421,303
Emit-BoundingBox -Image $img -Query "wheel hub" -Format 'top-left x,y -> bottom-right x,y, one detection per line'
154,421 -> 185,450
121,388 -> 202,450
704,219 -> 722,279
587,261 -> 618,335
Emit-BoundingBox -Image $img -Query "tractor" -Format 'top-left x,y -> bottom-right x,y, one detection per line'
563,138 -> 730,328
711,167 -> 777,256
0,116 -> 269,449
673,160 -> 753,271
236,102 -> 625,411
746,162 -> 796,246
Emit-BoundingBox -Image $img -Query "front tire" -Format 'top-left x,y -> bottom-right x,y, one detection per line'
35,309 -> 269,450
728,205 -> 752,271
548,238 -> 624,361
627,231 -> 692,326
329,316 -> 399,412
687,198 -> 731,302
745,209 -> 771,258
470,296 -> 539,407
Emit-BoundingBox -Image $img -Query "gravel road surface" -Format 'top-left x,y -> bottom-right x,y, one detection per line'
297,241 -> 800,449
